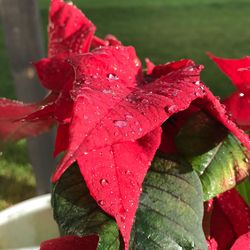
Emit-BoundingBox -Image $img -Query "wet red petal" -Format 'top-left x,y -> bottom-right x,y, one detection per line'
77,128 -> 162,248
34,56 -> 74,92
48,0 -> 96,57
54,123 -> 69,157
210,199 -> 236,250
208,52 -> 250,91
40,235 -> 99,250
223,91 -> 250,130
216,189 -> 250,237
231,232 -> 250,250
0,98 -> 53,141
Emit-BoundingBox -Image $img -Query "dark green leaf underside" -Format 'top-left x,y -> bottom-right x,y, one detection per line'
175,111 -> 250,201
131,157 -> 207,250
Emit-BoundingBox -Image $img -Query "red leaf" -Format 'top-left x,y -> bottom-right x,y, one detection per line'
54,123 -> 69,156
0,98 -> 53,141
231,232 -> 250,250
207,52 -> 250,91
216,189 -> 250,237
48,0 -> 96,57
208,52 -> 250,129
34,56 -> 74,92
210,199 -> 236,250
223,91 -> 250,130
205,189 -> 250,250
77,127 -> 162,248
40,235 -> 99,250
52,47 -> 205,182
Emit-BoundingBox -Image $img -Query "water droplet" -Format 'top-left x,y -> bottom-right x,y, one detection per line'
114,120 -> 127,128
124,170 -> 132,175
238,67 -> 250,71
107,73 -> 119,81
194,81 -> 200,85
114,131 -> 119,136
125,114 -> 133,119
83,152 -> 88,155
134,59 -> 140,67
103,89 -> 114,94
244,157 -> 249,163
165,105 -> 177,113
98,200 -> 105,206
239,92 -> 245,97
228,176 -> 234,185
100,179 -> 109,186
141,99 -> 149,104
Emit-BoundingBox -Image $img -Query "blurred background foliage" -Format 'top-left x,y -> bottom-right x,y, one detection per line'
0,0 -> 250,209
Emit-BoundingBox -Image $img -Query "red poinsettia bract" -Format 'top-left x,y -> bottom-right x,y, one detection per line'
1,1 -> 250,249
204,189 -> 250,250
208,52 -> 250,130
40,235 -> 99,250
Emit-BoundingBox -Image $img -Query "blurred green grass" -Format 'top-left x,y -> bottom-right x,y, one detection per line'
1,0 -> 250,209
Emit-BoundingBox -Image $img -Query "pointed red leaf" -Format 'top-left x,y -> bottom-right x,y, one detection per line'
52,47 -> 205,182
207,52 -> 250,91
231,232 -> 250,250
216,189 -> 250,237
0,98 -> 53,141
145,58 -> 155,75
54,123 -> 69,156
210,199 -> 237,250
77,127 -> 162,248
223,91 -> 250,130
205,189 -> 250,250
48,0 -> 96,57
40,235 -> 99,250
34,56 -> 74,92
208,52 -> 250,129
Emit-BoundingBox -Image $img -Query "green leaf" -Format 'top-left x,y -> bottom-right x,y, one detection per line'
130,156 -> 207,250
52,158 -> 206,250
175,111 -> 227,156
176,111 -> 250,201
236,177 -> 250,205
52,164 -> 120,250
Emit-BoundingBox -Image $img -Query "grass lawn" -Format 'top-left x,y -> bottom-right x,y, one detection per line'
0,0 -> 250,209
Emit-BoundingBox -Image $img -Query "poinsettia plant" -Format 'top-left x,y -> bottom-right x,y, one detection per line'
0,0 -> 249,249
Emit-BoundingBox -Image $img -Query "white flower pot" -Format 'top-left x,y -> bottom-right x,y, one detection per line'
0,194 -> 59,250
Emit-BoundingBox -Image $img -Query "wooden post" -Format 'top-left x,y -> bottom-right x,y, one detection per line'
0,0 -> 55,194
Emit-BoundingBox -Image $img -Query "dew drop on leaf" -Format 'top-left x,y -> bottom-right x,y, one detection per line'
244,157 -> 249,163
125,114 -> 133,119
100,179 -> 109,186
124,170 -> 132,175
239,92 -> 245,97
114,131 -> 119,136
98,200 -> 105,206
107,73 -> 119,81
113,120 -> 127,128
102,89 -> 114,94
